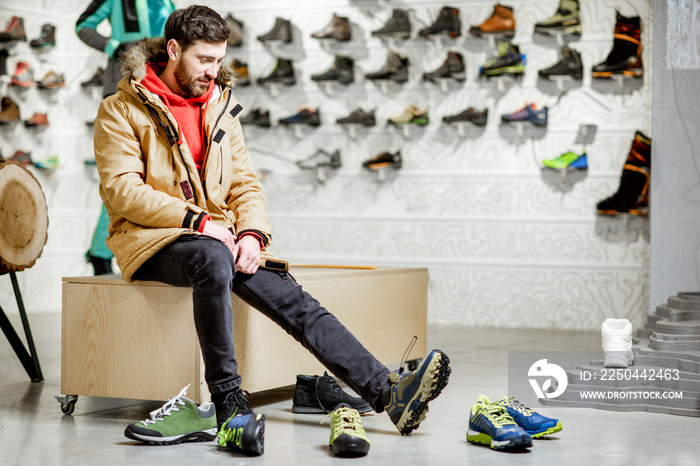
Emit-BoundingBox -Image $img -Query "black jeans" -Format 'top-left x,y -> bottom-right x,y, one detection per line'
134,236 -> 391,411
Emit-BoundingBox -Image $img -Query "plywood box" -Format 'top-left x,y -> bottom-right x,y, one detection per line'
61,267 -> 427,404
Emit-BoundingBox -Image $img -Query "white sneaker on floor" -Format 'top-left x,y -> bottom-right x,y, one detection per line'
601,318 -> 634,368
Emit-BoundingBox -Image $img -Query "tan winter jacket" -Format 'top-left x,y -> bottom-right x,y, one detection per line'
94,38 -> 272,281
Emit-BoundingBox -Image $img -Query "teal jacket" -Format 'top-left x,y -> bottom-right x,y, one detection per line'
76,0 -> 175,58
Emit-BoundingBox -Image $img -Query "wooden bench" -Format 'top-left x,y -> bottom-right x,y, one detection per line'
59,266 -> 427,410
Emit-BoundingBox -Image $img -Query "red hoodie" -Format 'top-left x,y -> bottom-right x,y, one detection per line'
140,62 -> 213,172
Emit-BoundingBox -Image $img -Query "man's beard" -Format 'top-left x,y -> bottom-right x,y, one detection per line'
174,60 -> 211,98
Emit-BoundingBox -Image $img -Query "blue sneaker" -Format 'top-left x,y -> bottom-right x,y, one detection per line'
493,396 -> 562,438
467,395 -> 532,450
385,349 -> 451,435
501,103 -> 548,127
217,411 -> 265,456
542,151 -> 588,170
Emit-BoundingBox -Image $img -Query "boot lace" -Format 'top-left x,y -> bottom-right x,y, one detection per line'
500,396 -> 533,416
483,404 -> 517,427
141,384 -> 189,425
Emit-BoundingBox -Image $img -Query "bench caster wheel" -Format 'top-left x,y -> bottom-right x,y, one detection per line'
406,358 -> 421,371
56,395 -> 78,415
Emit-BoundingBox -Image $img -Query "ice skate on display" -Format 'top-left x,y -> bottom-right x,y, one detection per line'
0,96 -> 21,124
372,8 -> 411,39
36,71 -> 65,89
225,14 -> 244,47
218,412 -> 265,456
491,396 -> 562,438
419,6 -> 461,38
362,151 -> 402,171
423,51 -> 465,82
123,386 -> 217,445
240,109 -> 271,127
311,13 -> 351,41
542,151 -> 587,169
81,68 -> 104,88
534,0 -> 581,36
24,112 -> 48,128
538,46 -> 583,80
601,318 -> 634,368
257,17 -> 292,43
29,23 -> 55,48
336,109 -> 376,127
0,16 -> 26,42
388,105 -> 429,126
278,108 -> 321,127
596,131 -> 651,216
592,12 -> 643,78
366,51 -> 409,83
311,55 -> 354,84
257,58 -> 295,86
230,60 -> 250,86
293,372 -> 370,413
501,104 -> 547,127
469,4 -> 515,38
443,108 -> 488,126
467,395 -> 532,450
327,404 -> 370,457
296,151 -> 341,171
10,62 -> 33,87
479,41 -> 524,78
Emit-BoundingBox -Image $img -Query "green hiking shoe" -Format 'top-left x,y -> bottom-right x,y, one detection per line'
124,385 -> 217,445
542,151 -> 588,169
535,0 -> 582,35
385,349 -> 451,435
327,403 -> 370,457
218,411 -> 265,456
388,105 -> 429,126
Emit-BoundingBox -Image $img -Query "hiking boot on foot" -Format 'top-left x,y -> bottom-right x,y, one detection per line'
470,4 -> 515,37
293,372 -> 370,413
423,51 -> 465,82
327,404 -> 370,457
467,395 -> 532,450
218,412 -> 265,456
311,13 -> 352,41
337,108 -> 376,126
492,396 -> 563,438
213,386 -> 254,427
539,46 -> 583,80
385,349 -> 451,435
258,17 -> 292,43
480,41 -> 524,77
535,0 -> 582,36
124,385 -> 217,445
372,8 -> 411,39
443,108 -> 488,126
366,51 -> 409,83
419,6 -> 461,39
362,151 -> 402,171
30,23 -> 56,48
0,16 -> 26,42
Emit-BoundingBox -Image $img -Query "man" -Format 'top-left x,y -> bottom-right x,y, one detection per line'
76,0 -> 176,275
94,5 -> 450,449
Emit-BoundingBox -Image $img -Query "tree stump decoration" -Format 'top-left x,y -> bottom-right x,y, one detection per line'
0,160 -> 49,274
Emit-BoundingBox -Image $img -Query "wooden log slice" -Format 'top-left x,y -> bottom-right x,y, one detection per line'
0,160 -> 48,273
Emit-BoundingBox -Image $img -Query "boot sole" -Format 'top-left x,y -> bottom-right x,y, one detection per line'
467,430 -> 532,450
393,350 -> 451,435
592,70 -> 643,78
529,420 -> 563,438
124,426 -> 217,445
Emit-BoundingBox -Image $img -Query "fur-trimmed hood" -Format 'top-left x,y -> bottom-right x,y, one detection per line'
120,37 -> 236,87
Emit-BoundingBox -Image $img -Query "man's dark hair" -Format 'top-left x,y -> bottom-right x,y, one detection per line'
164,5 -> 229,50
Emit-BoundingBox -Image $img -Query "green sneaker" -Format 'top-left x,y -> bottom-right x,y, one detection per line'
467,395 -> 532,450
492,396 -> 563,438
218,411 -> 265,456
327,403 -> 370,457
385,349 -> 451,435
542,151 -> 588,169
124,385 -> 217,445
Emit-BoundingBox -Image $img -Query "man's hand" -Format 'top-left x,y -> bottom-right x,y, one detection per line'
233,235 -> 261,274
201,221 -> 237,256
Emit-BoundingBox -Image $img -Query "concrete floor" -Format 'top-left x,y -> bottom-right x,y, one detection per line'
0,312 -> 697,465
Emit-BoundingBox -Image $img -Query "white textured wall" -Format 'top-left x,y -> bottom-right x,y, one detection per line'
0,0 -> 652,331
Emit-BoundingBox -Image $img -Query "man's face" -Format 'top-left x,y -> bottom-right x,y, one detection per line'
173,40 -> 227,98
